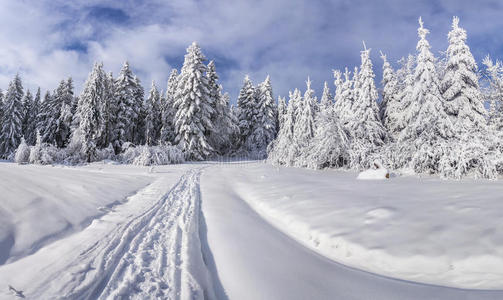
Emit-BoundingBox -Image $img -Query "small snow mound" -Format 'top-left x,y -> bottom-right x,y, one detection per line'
357,162 -> 390,180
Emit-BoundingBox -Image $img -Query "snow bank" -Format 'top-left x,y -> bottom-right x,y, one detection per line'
217,163 -> 503,289
0,162 -> 153,264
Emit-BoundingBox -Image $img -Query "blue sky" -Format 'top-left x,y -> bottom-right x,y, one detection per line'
0,0 -> 502,102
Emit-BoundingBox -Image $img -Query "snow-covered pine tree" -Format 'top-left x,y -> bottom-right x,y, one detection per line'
348,44 -> 387,169
75,62 -> 106,162
483,56 -> 503,131
160,69 -> 178,144
98,72 -> 117,149
25,88 -> 40,145
304,95 -> 350,169
398,18 -> 455,174
248,75 -> 277,156
144,81 -> 160,146
114,61 -> 139,151
293,77 -> 317,164
333,68 -> 354,127
268,90 -> 297,165
55,78 -> 75,147
21,90 -> 34,141
173,42 -> 215,160
380,52 -> 400,138
0,89 -> 4,131
277,96 -> 287,130
206,61 -> 230,153
133,75 -> 145,145
0,74 -> 24,157
319,81 -> 333,113
441,16 -> 486,133
237,75 -> 257,148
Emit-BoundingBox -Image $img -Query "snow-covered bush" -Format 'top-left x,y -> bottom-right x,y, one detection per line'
14,137 -> 30,164
121,144 -> 184,166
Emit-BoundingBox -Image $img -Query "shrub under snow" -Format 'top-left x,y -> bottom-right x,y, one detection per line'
14,137 -> 30,164
120,144 -> 185,166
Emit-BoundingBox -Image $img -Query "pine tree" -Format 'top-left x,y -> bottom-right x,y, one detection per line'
248,75 -> 277,155
55,78 -> 75,147
294,77 -> 317,154
173,42 -> 215,160
144,81 -> 160,146
133,75 -> 145,145
0,74 -> 24,157
114,61 -> 139,150
319,81 -> 333,113
483,56 -> 503,131
441,16 -> 486,133
160,69 -> 178,144
98,72 -> 117,149
237,75 -> 257,147
0,89 -> 4,131
268,90 -> 298,165
75,63 -> 106,162
21,90 -> 33,140
347,44 -> 387,169
380,52 -> 401,139
277,96 -> 287,129
398,18 -> 454,173
25,88 -> 40,145
334,68 -> 354,127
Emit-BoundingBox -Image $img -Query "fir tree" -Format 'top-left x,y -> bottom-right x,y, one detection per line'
0,74 -> 24,157
173,42 -> 215,160
380,52 -> 401,139
294,77 -> 317,153
144,81 -> 160,146
114,61 -> 139,150
319,81 -> 333,113
441,17 -> 486,133
25,88 -> 40,145
398,18 -> 454,173
75,63 -> 106,162
160,69 -> 178,144
237,75 -> 257,147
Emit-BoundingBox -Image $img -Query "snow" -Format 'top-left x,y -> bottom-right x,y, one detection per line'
1,161 -> 502,299
0,162 -> 153,264
207,163 -> 503,290
357,165 -> 390,180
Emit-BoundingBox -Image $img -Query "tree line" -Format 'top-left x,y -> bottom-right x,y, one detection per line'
2,17 -> 503,178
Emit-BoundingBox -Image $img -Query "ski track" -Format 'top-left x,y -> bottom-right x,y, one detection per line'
27,167 -> 211,300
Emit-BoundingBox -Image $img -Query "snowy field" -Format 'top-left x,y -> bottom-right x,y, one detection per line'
1,161 -> 502,299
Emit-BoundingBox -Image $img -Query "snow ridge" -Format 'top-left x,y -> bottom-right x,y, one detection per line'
28,168 -> 215,299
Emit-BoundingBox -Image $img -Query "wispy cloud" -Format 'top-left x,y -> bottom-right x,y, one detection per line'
0,0 -> 502,100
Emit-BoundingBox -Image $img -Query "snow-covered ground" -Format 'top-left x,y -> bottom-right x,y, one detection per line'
209,163 -> 503,290
0,161 -> 502,299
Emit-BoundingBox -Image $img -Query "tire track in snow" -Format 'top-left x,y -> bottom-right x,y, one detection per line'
34,167 -> 215,299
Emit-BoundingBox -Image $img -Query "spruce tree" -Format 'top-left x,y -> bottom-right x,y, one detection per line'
441,16 -> 486,133
75,63 -> 106,162
237,75 -> 257,147
160,69 -> 178,144
399,18 -> 454,173
114,62 -> 138,150
25,88 -> 40,145
319,81 -> 333,113
380,52 -> 401,139
0,75 -> 24,157
144,81 -> 160,145
21,90 -> 33,141
173,42 -> 215,160
294,77 -> 317,153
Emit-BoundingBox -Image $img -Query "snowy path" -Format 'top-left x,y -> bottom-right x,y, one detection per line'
0,167 -> 214,299
201,165 -> 503,300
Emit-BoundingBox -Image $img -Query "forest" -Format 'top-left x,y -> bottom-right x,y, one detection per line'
1,17 -> 503,179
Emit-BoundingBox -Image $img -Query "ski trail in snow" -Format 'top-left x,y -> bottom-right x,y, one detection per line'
27,167 -> 214,299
